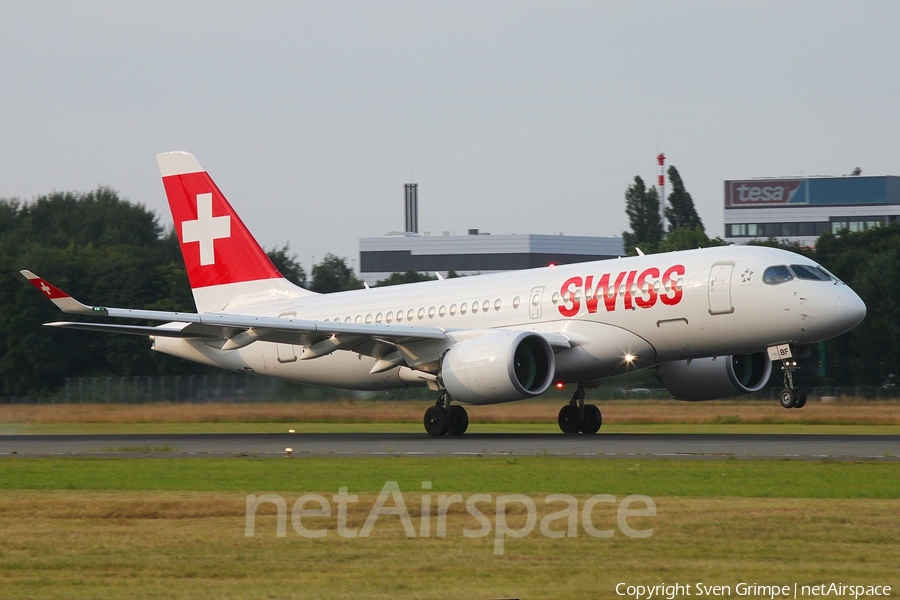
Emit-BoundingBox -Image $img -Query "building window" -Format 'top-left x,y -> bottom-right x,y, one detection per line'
780,222 -> 798,236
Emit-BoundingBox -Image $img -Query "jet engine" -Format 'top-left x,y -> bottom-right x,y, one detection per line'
441,331 -> 555,404
658,352 -> 772,401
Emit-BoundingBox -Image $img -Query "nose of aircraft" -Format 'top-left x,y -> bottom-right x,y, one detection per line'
834,286 -> 867,331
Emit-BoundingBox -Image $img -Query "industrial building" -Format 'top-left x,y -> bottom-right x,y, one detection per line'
723,174 -> 900,247
358,232 -> 624,284
357,182 -> 623,283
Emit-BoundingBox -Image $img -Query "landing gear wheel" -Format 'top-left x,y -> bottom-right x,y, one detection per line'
581,404 -> 602,434
424,406 -> 450,436
793,389 -> 807,409
779,388 -> 797,409
448,405 -> 469,436
558,404 -> 581,434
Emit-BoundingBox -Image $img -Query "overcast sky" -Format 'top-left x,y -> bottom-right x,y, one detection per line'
2,1 -> 898,273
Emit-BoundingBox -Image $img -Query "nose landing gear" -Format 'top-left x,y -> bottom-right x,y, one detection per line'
778,358 -> 807,409
558,383 -> 602,434
424,392 -> 469,436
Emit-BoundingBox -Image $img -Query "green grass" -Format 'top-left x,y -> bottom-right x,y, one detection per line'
1,456 -> 899,498
1,458 -> 898,598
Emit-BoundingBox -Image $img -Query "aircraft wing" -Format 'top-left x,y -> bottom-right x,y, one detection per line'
21,269 -> 447,341
22,270 -> 575,375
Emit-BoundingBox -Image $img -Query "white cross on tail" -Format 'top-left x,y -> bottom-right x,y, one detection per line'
181,193 -> 231,266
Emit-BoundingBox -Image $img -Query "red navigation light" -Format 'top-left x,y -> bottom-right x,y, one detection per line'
555,382 -> 565,389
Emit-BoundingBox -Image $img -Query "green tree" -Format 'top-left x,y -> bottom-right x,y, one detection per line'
375,271 -> 437,287
309,254 -> 363,293
657,227 -> 726,252
814,226 -> 900,386
622,176 -> 662,255
664,166 -> 704,232
266,244 -> 307,288
0,189 -> 210,395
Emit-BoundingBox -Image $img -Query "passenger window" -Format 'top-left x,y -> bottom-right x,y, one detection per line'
365,314 -> 373,324
790,264 -> 830,281
513,296 -> 521,309
551,292 -> 559,304
407,309 -> 415,321
439,305 -> 446,317
396,311 -> 403,322
494,299 -> 501,311
482,300 -> 490,312
763,265 -> 793,284
375,313 -> 383,323
428,306 -> 436,318
386,311 -> 393,323
472,302 -> 479,314
450,304 -> 457,316
460,302 -> 468,315
417,308 -> 425,320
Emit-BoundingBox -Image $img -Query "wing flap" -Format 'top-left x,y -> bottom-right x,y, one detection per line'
46,322 -> 220,339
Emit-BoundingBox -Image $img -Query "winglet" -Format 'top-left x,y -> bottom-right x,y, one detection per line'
20,270 -> 102,315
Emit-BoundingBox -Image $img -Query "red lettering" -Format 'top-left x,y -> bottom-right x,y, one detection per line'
598,272 -> 626,312
623,270 -> 638,310
634,267 -> 660,309
558,264 -> 682,317
660,264 -> 685,306
583,276 -> 598,313
558,276 -> 582,317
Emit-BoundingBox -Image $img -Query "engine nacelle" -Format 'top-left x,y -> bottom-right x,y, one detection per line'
658,352 -> 772,401
441,331 -> 555,404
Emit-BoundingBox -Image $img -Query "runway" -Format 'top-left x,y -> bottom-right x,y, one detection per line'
0,433 -> 898,460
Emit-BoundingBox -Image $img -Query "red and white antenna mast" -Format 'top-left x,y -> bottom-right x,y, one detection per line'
657,153 -> 666,231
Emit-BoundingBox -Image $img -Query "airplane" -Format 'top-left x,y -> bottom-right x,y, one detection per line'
22,152 -> 867,436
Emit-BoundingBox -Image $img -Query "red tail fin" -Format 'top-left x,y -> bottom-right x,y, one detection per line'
157,152 -> 312,312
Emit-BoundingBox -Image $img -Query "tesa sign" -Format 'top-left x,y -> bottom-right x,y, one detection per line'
726,180 -> 805,207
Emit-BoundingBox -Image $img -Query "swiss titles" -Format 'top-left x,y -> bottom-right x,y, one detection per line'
558,265 -> 685,317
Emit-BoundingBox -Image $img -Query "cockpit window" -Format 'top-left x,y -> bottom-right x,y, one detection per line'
815,266 -> 841,283
790,264 -> 831,281
763,265 -> 793,284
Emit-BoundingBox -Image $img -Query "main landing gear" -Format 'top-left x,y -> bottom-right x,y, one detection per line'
778,358 -> 807,409
423,392 -> 469,437
558,383 -> 602,434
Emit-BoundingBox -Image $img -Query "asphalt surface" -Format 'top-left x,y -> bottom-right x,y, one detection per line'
0,433 -> 898,460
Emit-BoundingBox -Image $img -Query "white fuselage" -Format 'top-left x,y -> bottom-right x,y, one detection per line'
153,245 -> 865,396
